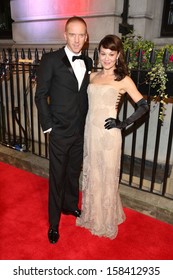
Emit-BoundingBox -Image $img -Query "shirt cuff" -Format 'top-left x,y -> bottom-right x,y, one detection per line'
43,128 -> 52,133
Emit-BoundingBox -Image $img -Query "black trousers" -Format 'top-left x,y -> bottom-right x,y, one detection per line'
48,131 -> 84,227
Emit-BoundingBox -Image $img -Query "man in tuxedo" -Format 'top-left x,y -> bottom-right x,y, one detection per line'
35,16 -> 92,244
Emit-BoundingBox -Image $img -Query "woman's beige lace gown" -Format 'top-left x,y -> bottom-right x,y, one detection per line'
76,84 -> 126,239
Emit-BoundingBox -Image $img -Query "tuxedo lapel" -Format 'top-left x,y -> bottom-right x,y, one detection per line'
84,56 -> 93,73
80,56 -> 92,90
60,49 -> 92,91
62,55 -> 75,76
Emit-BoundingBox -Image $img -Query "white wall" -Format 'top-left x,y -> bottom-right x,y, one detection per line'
9,0 -> 173,48
10,0 -> 117,47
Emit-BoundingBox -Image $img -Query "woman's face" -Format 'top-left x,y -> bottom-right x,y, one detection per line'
99,46 -> 119,70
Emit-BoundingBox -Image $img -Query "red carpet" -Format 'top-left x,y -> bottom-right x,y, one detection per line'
0,161 -> 173,260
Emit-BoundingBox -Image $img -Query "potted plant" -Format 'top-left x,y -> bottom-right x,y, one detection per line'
122,33 -> 173,122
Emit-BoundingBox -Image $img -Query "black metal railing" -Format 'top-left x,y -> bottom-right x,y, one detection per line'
0,47 -> 173,200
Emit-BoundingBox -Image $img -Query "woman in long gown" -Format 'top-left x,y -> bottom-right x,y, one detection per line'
76,35 -> 149,239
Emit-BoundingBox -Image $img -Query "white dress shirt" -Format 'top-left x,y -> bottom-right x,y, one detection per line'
65,46 -> 86,90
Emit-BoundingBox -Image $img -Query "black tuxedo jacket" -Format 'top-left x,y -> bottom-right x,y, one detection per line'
35,47 -> 93,136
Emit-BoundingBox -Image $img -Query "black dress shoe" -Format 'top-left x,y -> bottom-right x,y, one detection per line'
48,226 -> 59,244
62,209 -> 81,217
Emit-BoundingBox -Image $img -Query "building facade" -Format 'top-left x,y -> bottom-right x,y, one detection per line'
0,0 -> 173,50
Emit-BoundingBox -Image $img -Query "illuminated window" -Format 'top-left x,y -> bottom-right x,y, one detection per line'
161,0 -> 173,36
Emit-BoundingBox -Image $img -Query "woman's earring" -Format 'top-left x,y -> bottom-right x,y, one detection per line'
116,53 -> 120,66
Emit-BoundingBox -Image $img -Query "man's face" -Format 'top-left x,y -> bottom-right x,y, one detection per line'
64,21 -> 87,54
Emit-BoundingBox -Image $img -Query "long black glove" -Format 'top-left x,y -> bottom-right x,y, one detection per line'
104,98 -> 149,130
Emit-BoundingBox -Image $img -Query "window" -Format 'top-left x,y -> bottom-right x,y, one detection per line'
161,0 -> 173,37
0,0 -> 12,39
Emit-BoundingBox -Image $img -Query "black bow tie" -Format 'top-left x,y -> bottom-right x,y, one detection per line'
72,54 -> 85,62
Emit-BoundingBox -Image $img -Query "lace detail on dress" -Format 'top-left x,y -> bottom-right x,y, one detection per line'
76,84 -> 126,239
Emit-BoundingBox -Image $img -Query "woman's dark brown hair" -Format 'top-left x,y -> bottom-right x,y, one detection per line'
98,34 -> 128,81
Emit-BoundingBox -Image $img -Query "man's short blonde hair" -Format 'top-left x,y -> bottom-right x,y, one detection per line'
65,16 -> 87,32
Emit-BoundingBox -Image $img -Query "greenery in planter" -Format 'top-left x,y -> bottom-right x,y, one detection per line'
122,33 -> 173,122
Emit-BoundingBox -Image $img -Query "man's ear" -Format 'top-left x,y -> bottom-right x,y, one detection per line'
64,32 -> 67,40
85,34 -> 88,42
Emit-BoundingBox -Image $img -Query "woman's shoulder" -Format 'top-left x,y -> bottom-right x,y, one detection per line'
117,75 -> 142,97
90,71 -> 99,82
120,75 -> 135,84
117,75 -> 137,89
